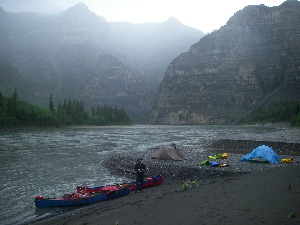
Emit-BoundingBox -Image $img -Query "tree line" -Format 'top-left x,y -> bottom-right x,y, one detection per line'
0,90 -> 132,128
1,89 -> 299,128
240,100 -> 300,127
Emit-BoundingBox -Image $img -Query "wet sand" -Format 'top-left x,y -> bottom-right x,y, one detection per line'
29,126 -> 300,225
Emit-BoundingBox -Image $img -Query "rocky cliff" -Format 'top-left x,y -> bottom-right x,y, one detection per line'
149,1 -> 300,125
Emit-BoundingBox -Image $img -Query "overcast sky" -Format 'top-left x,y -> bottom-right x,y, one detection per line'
0,0 -> 285,33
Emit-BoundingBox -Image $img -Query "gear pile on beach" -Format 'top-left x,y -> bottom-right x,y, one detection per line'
103,145 -> 299,184
103,128 -> 300,184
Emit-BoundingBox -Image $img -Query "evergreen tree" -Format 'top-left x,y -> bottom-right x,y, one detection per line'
8,89 -> 18,117
49,94 -> 54,112
0,91 -> 132,127
295,101 -> 300,116
63,99 -> 67,112
92,106 -> 95,117
0,91 -> 4,112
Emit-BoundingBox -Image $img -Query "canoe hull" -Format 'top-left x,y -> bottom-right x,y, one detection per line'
76,175 -> 163,194
35,175 -> 163,207
129,175 -> 163,191
35,188 -> 130,207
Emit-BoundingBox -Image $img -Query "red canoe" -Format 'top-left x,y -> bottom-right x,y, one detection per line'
77,175 -> 163,194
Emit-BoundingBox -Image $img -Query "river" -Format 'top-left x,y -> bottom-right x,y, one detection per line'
0,125 -> 284,225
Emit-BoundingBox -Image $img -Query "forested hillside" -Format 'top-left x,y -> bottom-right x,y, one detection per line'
0,90 -> 132,127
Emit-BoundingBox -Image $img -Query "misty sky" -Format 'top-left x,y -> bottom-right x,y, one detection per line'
0,0 -> 285,33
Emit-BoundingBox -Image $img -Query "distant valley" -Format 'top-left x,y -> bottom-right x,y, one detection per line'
0,3 -> 203,122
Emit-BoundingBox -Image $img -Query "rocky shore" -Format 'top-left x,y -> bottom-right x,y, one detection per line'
103,127 -> 300,184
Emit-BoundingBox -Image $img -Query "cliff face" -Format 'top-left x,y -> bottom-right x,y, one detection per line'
149,1 -> 300,125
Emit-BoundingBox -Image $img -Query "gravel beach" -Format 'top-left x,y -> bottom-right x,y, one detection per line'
102,126 -> 300,184
30,126 -> 300,225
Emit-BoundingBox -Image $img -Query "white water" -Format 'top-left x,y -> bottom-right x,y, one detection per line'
0,125 -> 282,225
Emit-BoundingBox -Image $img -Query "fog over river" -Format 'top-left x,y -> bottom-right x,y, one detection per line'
0,125 -> 285,224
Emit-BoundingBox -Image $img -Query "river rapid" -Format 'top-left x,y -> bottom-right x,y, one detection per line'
0,125 -> 285,225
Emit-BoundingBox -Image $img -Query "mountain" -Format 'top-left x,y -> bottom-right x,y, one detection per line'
149,1 -> 300,125
0,3 -> 203,122
0,61 -> 47,105
63,2 -> 107,24
109,17 -> 204,91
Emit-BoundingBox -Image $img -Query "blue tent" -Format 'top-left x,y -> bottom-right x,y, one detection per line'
240,145 -> 281,164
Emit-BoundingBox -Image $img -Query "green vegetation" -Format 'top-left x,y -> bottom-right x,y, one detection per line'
90,104 -> 131,126
0,90 -> 132,128
292,101 -> 300,127
287,212 -> 298,218
240,100 -> 300,127
182,180 -> 198,190
182,181 -> 189,191
190,180 -> 198,188
2,89 -> 298,128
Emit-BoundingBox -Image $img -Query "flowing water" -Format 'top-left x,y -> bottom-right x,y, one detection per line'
0,125 -> 284,225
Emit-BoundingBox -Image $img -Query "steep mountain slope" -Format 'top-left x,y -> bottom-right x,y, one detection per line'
0,61 -> 47,105
110,17 -> 204,91
0,3 -> 203,121
149,1 -> 300,125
